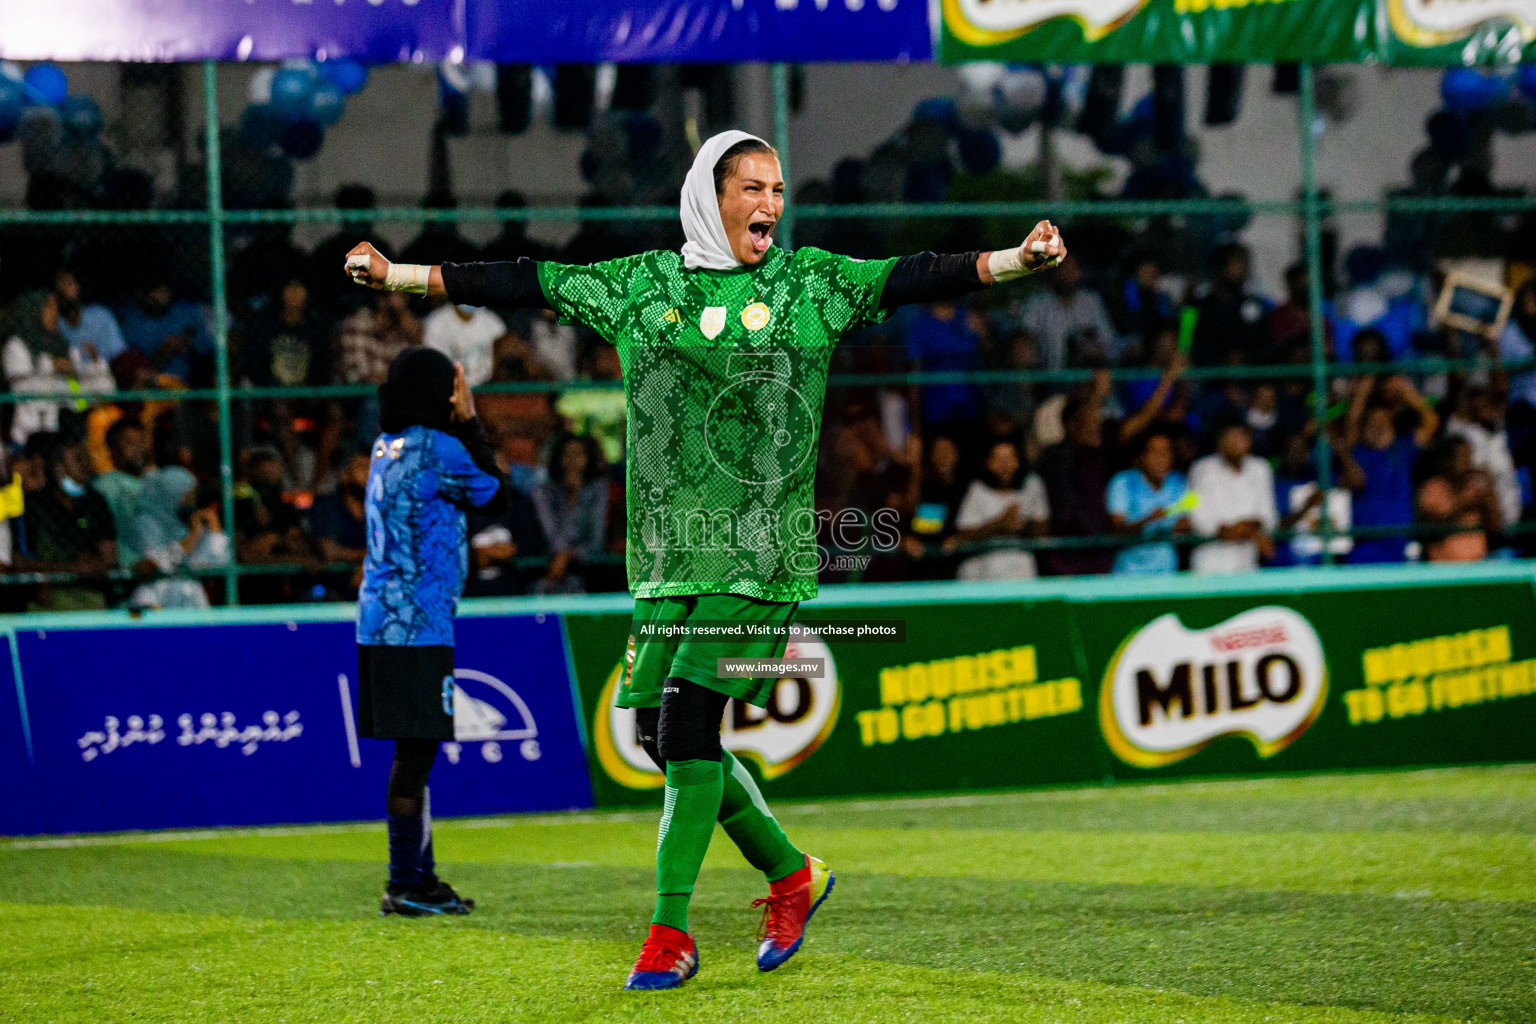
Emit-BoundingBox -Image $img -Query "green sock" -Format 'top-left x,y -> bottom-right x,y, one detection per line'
718,750 -> 804,882
651,758 -> 724,932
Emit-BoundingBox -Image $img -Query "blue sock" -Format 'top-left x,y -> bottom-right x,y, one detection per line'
387,811 -> 424,890
419,788 -> 437,887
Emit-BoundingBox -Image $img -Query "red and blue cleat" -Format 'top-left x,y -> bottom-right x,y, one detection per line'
623,923 -> 700,991
754,854 -> 834,972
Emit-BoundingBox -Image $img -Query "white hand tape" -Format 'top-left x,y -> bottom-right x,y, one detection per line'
987,246 -> 1027,283
383,263 -> 431,295
1028,241 -> 1050,254
345,254 -> 371,283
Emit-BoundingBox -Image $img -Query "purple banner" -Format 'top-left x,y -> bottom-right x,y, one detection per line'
0,0 -> 465,63
469,0 -> 932,63
0,0 -> 930,63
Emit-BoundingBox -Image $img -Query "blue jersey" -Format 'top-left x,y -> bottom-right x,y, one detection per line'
357,426 -> 501,647
1106,468 -> 1188,575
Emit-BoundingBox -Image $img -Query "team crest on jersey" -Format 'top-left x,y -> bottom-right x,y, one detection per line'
741,302 -> 771,331
699,306 -> 727,339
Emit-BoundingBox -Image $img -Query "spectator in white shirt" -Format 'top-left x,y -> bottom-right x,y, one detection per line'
528,311 -> 580,382
4,290 -> 115,445
1445,385 -> 1519,529
951,439 -> 1051,580
1018,254 -> 1120,370
422,302 -> 506,387
1188,419 -> 1278,574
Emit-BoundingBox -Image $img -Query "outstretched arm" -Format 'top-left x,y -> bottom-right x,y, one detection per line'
878,220 -> 1067,310
344,242 -> 552,310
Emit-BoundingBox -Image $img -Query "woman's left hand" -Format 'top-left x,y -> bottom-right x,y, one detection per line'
1020,220 -> 1066,272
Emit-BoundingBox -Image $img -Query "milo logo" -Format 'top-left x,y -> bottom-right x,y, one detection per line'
1100,607 -> 1327,768
593,631 -> 839,789
947,0 -> 1150,44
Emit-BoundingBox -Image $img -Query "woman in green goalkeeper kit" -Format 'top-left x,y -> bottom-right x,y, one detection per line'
345,130 -> 1067,991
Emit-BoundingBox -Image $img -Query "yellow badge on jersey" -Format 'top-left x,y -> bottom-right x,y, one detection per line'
742,302 -> 771,331
663,307 -> 681,324
700,306 -> 727,339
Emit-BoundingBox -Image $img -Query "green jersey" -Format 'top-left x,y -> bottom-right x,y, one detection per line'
537,245 -> 896,603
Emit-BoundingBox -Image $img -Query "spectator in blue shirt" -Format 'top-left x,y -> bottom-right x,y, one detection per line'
119,280 -> 212,384
1110,251 -> 1175,355
905,300 -> 983,443
1340,374 -> 1439,563
310,450 -> 370,598
1106,429 -> 1191,574
53,269 -> 126,365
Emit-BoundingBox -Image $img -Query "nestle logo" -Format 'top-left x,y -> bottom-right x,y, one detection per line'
1210,624 -> 1288,653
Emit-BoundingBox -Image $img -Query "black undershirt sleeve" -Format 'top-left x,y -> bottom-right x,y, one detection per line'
440,259 -> 552,311
451,417 -> 511,516
878,251 -> 987,310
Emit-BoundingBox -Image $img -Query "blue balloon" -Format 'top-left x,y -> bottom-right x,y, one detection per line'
320,58 -> 368,97
1519,65 -> 1536,103
22,63 -> 68,107
270,67 -> 317,121
240,104 -> 285,151
1345,245 -> 1385,288
905,160 -> 953,203
957,129 -> 1001,175
0,76 -> 22,138
913,96 -> 958,129
58,94 -> 102,140
280,118 -> 324,159
1441,68 -> 1507,112
308,83 -> 344,127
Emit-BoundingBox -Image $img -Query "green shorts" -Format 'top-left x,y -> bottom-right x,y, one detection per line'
617,593 -> 798,709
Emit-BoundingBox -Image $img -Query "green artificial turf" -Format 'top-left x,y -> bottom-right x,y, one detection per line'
2,765 -> 1533,1023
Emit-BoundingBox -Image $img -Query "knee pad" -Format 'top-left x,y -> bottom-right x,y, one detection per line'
656,678 -> 728,764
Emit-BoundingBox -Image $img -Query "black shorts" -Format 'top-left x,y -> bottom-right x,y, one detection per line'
356,644 -> 456,741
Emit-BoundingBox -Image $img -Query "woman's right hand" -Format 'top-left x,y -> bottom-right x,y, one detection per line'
449,363 -> 476,423
344,242 -> 389,289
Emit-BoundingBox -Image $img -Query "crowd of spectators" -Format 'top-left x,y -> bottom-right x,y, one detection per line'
815,234 -> 1536,586
3,173 -> 1536,609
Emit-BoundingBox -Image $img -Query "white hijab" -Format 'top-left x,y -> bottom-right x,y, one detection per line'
679,129 -> 773,271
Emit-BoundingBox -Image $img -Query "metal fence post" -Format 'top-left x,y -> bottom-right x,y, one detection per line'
203,60 -> 240,604
1299,63 -> 1335,565
772,63 -> 794,250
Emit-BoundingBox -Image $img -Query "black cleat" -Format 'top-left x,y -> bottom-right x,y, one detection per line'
380,884 -> 473,917
424,879 -> 475,911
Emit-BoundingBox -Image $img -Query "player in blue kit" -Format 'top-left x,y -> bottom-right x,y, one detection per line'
356,346 -> 509,916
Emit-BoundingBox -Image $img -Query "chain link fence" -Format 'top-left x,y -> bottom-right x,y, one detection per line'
2,61 -> 1534,610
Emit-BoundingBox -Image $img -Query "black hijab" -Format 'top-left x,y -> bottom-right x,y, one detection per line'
379,346 -> 456,433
